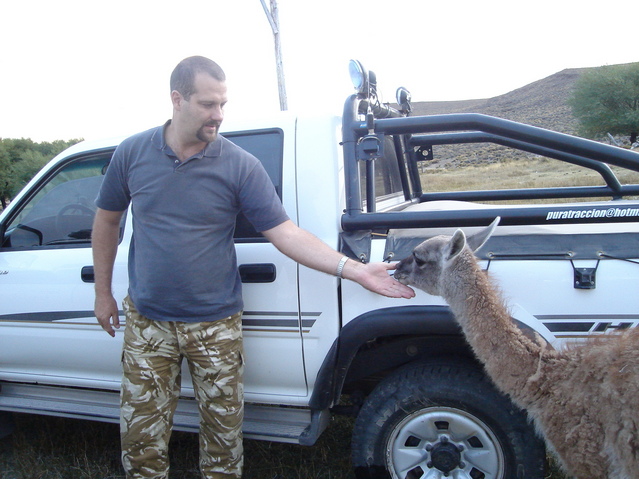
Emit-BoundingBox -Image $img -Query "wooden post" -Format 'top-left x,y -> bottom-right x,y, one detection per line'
260,0 -> 288,111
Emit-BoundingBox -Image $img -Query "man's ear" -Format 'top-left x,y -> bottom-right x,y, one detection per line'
171,90 -> 183,111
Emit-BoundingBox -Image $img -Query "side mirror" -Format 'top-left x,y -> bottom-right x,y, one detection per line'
4,224 -> 43,247
396,87 -> 412,115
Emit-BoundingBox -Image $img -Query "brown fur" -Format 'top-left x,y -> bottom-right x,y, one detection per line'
393,221 -> 639,479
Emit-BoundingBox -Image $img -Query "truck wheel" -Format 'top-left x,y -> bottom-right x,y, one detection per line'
351,358 -> 545,479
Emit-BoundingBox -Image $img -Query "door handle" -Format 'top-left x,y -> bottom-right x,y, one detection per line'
81,266 -> 95,283
239,263 -> 276,283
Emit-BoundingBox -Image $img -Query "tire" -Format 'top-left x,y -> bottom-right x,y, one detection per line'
351,358 -> 546,479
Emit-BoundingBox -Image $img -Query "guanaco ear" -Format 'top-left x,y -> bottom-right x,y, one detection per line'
466,217 -> 500,253
446,229 -> 467,260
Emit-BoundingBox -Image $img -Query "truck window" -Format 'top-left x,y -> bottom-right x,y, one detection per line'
225,129 -> 284,240
1,154 -> 111,249
1,129 -> 284,248
361,135 -> 405,210
418,143 -> 639,204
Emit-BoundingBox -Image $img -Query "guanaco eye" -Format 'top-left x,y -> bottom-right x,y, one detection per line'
414,255 -> 426,266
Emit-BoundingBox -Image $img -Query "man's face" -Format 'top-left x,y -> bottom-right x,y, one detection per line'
175,72 -> 228,144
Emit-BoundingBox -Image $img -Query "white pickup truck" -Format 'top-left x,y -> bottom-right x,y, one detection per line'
2,62 -> 639,478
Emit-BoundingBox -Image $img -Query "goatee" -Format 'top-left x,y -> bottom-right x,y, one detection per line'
197,122 -> 220,143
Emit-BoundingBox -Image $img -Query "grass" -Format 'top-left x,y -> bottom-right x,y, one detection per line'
0,413 -> 568,479
420,156 -> 639,201
0,413 -> 356,479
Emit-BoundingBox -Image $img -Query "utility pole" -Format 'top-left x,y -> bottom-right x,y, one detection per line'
260,0 -> 288,111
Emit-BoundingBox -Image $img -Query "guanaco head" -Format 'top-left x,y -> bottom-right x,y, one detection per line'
393,217 -> 500,296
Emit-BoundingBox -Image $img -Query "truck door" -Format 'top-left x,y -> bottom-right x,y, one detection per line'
0,150 -> 128,389
225,127 -> 307,399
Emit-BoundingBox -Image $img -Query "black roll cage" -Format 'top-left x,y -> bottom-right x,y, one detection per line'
340,94 -> 639,231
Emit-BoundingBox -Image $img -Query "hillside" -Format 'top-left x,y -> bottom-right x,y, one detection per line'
410,67 -> 586,134
406,67 -> 591,167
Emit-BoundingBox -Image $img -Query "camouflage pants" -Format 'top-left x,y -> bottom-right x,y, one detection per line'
121,297 -> 244,479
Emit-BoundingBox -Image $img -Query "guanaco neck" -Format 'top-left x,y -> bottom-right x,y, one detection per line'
442,250 -> 551,404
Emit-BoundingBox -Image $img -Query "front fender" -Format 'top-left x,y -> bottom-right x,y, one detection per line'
309,305 -> 463,410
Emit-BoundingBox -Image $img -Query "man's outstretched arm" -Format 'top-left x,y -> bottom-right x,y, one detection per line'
262,220 -> 415,299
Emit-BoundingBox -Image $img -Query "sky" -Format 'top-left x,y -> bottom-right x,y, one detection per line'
1,0 -> 637,142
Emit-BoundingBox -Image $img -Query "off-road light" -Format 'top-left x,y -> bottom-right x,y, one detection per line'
349,59 -> 369,98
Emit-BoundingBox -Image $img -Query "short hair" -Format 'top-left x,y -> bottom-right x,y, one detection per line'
170,56 -> 226,100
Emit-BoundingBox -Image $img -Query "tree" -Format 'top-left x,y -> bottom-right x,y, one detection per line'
9,149 -> 49,197
569,63 -> 639,145
0,138 -> 82,209
0,143 -> 11,209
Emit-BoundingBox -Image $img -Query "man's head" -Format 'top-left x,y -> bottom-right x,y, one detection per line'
170,56 -> 226,100
170,56 -> 228,145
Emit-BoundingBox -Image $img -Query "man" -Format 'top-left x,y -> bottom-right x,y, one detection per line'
93,55 -> 414,479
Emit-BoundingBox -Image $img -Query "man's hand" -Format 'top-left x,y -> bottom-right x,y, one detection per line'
344,261 -> 415,299
95,293 -> 120,337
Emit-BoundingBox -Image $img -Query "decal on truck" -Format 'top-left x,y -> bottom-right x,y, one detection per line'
546,207 -> 639,221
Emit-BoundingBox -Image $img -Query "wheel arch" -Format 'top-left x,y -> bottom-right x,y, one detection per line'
309,305 -> 474,410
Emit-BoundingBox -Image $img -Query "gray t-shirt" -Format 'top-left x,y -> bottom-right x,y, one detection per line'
96,123 -> 289,322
